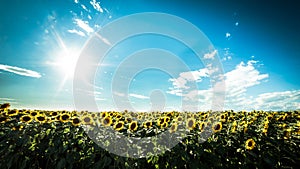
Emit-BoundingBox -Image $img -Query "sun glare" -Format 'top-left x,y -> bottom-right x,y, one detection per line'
56,47 -> 80,78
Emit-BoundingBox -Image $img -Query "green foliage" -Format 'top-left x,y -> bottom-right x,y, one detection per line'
0,108 -> 299,168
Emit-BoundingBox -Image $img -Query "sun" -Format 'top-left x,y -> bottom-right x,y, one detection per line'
55,47 -> 80,78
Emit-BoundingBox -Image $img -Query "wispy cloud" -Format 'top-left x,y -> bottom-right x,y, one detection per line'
129,93 -> 149,99
0,64 -> 41,78
81,4 -> 89,12
168,68 -> 208,90
113,91 -> 125,97
67,29 -> 86,37
251,90 -> 300,110
74,19 -> 94,34
0,98 -> 15,101
90,0 -> 103,13
203,50 -> 217,60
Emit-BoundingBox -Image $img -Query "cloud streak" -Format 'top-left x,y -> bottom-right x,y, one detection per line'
90,0 -> 103,13
129,93 -> 149,99
0,64 -> 41,78
67,29 -> 86,37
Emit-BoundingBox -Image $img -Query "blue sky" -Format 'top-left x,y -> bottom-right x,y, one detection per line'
0,0 -> 299,111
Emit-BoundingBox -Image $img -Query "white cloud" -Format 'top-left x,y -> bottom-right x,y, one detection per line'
81,4 -> 88,11
168,68 -> 208,90
113,91 -> 125,97
203,50 -> 217,59
90,0 -> 103,13
226,32 -> 231,38
74,0 -> 79,3
166,59 -> 300,111
0,98 -> 15,101
0,64 -> 42,78
74,19 -> 94,34
95,97 -> 106,101
166,89 -> 182,96
167,60 -> 274,110
223,60 -> 268,98
252,90 -> 300,110
67,29 -> 86,37
129,93 -> 149,99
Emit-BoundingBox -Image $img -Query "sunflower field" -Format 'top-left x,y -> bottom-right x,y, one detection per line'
0,103 -> 299,169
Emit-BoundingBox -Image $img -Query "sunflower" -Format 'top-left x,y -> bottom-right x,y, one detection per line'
176,116 -> 183,122
114,121 -> 124,131
157,117 -> 165,126
186,118 -> 196,130
71,117 -> 81,126
212,122 -> 222,133
116,114 -> 122,120
220,113 -> 226,122
100,112 -> 108,118
81,115 -> 94,125
35,114 -> 47,123
199,122 -> 206,131
164,116 -> 170,123
125,117 -> 132,123
129,121 -> 138,132
50,111 -> 58,117
60,113 -> 71,123
20,115 -> 33,123
7,109 -> 18,116
30,111 -> 39,117
102,116 -> 112,127
245,138 -> 256,150
160,122 -> 169,129
143,121 -> 152,129
169,123 -> 178,133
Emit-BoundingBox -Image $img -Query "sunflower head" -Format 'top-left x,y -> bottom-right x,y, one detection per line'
245,138 -> 256,150
212,122 -> 222,133
186,118 -> 196,130
129,121 -> 138,132
30,111 -> 39,117
114,121 -> 124,131
160,122 -> 169,129
81,115 -> 94,125
157,117 -> 165,126
199,122 -> 206,131
143,121 -> 152,129
60,113 -> 71,123
72,117 -> 81,126
35,114 -> 47,123
7,109 -> 18,116
176,116 -> 183,123
102,116 -> 112,127
100,112 -> 108,118
20,115 -> 33,123
50,111 -> 58,117
169,123 -> 178,133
